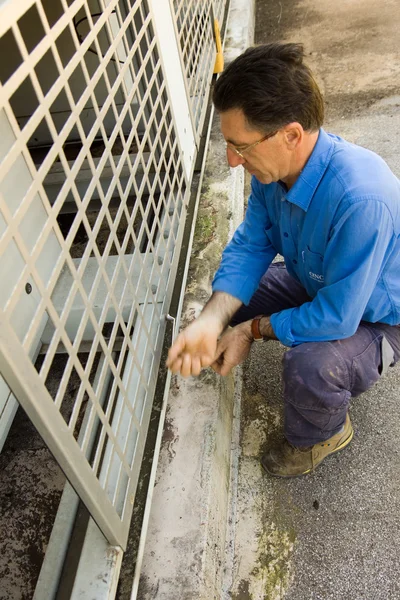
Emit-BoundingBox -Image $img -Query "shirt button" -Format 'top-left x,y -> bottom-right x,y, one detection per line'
293,259 -> 297,264
284,232 -> 289,238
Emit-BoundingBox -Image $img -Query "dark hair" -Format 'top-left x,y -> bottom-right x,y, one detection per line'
212,43 -> 324,133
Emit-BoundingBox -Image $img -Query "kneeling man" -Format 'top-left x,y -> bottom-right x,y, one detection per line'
167,43 -> 400,478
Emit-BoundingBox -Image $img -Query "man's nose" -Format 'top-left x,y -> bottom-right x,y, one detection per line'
226,147 -> 245,168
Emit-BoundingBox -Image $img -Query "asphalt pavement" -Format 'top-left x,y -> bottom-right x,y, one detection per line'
228,1 -> 400,598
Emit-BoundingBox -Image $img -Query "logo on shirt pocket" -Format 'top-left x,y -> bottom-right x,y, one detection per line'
308,270 -> 324,283
302,247 -> 324,285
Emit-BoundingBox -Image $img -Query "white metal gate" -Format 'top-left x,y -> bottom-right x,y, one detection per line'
0,0 -> 226,557
172,0 -> 226,141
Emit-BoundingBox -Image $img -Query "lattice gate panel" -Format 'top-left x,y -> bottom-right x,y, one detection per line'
171,0 -> 221,142
0,0 -> 189,549
213,0 -> 226,23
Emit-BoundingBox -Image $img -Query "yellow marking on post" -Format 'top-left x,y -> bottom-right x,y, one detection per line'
213,19 -> 224,73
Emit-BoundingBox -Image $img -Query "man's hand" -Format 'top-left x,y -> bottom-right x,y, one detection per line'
211,321 -> 253,376
166,292 -> 243,377
166,315 -> 223,377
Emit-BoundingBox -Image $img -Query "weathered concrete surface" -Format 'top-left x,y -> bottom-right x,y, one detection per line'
137,145 -> 240,600
137,4 -> 255,598
227,0 -> 400,599
224,0 -> 255,63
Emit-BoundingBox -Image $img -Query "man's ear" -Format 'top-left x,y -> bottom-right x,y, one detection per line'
283,123 -> 303,149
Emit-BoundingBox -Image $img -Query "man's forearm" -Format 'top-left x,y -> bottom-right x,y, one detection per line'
199,291 -> 242,334
198,293 -> 278,342
259,315 -> 277,340
237,314 -> 278,342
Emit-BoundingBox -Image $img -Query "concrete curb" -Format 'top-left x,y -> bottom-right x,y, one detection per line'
137,2 -> 255,598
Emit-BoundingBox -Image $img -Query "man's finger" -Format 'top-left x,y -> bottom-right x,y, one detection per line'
200,352 -> 215,368
220,362 -> 233,376
211,343 -> 226,365
191,356 -> 202,377
211,356 -> 232,377
181,352 -> 192,378
168,356 -> 183,374
166,333 -> 186,366
210,360 -> 223,374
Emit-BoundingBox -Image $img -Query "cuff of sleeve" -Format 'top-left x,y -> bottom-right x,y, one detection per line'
270,310 -> 296,347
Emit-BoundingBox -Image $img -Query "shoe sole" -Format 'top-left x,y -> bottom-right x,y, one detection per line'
262,427 -> 354,479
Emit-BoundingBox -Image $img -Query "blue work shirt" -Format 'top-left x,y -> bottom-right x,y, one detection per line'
212,128 -> 400,347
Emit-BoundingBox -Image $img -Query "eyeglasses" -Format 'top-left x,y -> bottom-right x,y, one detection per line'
226,130 -> 278,159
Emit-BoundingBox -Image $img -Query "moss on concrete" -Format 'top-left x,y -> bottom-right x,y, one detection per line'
185,174 -> 232,309
230,359 -> 296,600
192,184 -> 230,254
252,523 -> 296,599
230,520 -> 295,600
195,211 -> 216,246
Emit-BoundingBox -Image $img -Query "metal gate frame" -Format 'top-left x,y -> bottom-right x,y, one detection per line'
0,0 -> 223,557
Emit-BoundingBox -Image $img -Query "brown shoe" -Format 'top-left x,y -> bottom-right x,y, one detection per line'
261,413 -> 354,478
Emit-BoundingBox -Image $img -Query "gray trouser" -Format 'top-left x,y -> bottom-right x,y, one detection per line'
231,262 -> 400,446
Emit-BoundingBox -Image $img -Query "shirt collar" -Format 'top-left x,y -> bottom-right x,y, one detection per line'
285,128 -> 334,211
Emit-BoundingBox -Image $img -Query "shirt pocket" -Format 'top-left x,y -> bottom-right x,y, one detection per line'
302,246 -> 324,286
